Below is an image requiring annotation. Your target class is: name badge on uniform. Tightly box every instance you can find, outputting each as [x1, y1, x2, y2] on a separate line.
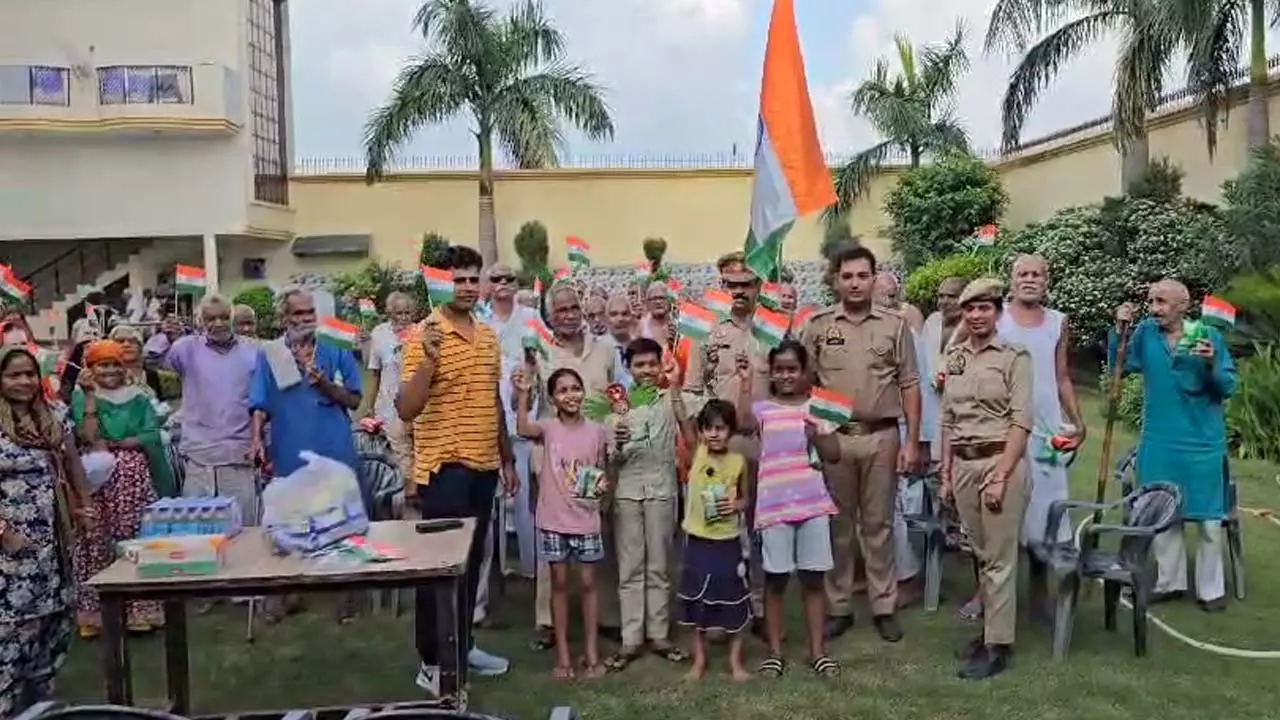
[824, 326, 845, 347]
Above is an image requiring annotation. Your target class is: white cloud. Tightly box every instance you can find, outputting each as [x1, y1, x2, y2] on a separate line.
[814, 0, 1121, 158]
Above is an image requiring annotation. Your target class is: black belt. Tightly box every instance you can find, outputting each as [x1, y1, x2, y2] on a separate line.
[952, 442, 1005, 461]
[836, 418, 899, 436]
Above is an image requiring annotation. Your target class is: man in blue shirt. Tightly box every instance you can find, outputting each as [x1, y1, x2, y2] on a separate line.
[249, 287, 363, 476]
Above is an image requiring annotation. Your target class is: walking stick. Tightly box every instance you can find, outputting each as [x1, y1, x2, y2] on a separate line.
[1090, 319, 1133, 537]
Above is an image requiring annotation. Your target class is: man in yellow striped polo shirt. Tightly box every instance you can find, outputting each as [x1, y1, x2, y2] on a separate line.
[398, 244, 518, 700]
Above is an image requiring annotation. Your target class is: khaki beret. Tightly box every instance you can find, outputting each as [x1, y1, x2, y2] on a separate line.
[958, 278, 1004, 306]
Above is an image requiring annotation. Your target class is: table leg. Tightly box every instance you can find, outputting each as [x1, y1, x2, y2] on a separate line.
[163, 600, 191, 715]
[101, 594, 131, 705]
[434, 580, 462, 709]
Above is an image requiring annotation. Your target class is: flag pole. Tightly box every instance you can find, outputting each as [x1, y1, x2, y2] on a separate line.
[1089, 319, 1133, 544]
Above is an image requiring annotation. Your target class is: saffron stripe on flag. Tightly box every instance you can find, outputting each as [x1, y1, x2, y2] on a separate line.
[678, 303, 717, 341]
[809, 387, 854, 425]
[317, 316, 360, 350]
[702, 290, 733, 318]
[752, 306, 789, 348]
[421, 265, 455, 304]
[1201, 295, 1236, 327]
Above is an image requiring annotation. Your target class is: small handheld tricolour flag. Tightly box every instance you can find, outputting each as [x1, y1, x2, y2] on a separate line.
[566, 236, 591, 268]
[174, 265, 206, 295]
[532, 277, 544, 296]
[759, 282, 784, 311]
[665, 278, 684, 301]
[702, 290, 733, 319]
[358, 298, 377, 320]
[791, 305, 815, 332]
[25, 343, 59, 376]
[421, 266, 454, 305]
[317, 316, 360, 350]
[523, 317, 554, 359]
[634, 264, 651, 282]
[972, 224, 998, 247]
[809, 387, 854, 425]
[1201, 295, 1236, 328]
[553, 267, 572, 282]
[752, 307, 789, 348]
[677, 303, 717, 341]
[0, 265, 32, 304]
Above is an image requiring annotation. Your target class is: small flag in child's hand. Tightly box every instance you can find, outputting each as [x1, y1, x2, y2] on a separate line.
[702, 290, 733, 318]
[759, 282, 784, 311]
[566, 236, 591, 267]
[677, 303, 717, 341]
[358, 298, 377, 319]
[317, 316, 360, 350]
[1201, 295, 1236, 328]
[665, 278, 683, 301]
[751, 307, 789, 348]
[809, 387, 854, 426]
[523, 317, 554, 359]
[0, 265, 31, 303]
[174, 265, 206, 294]
[421, 266, 454, 305]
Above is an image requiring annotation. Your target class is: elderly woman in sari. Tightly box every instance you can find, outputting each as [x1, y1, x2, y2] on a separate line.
[71, 340, 174, 637]
[0, 345, 93, 715]
[109, 325, 165, 399]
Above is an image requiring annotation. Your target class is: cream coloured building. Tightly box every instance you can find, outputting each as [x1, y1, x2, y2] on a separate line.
[0, 0, 296, 338]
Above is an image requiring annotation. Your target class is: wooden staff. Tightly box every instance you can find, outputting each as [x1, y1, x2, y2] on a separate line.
[1091, 319, 1134, 532]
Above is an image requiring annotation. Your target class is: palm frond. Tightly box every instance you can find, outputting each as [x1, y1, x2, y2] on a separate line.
[492, 85, 564, 169]
[998, 10, 1123, 151]
[503, 64, 615, 143]
[1177, 0, 1248, 158]
[850, 72, 930, 141]
[498, 0, 566, 72]
[1111, 0, 1177, 149]
[924, 115, 972, 156]
[893, 35, 919, 93]
[362, 54, 470, 182]
[831, 140, 899, 214]
[984, 0, 1075, 55]
[414, 0, 495, 65]
[919, 21, 971, 114]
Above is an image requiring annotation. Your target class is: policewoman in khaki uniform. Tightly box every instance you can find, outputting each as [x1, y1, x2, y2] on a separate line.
[802, 245, 922, 644]
[939, 278, 1033, 680]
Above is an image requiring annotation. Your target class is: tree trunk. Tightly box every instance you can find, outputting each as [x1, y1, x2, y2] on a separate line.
[1247, 0, 1271, 150]
[1121, 131, 1149, 193]
[477, 131, 499, 267]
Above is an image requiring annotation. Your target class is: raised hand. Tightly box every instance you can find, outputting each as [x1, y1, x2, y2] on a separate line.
[422, 317, 443, 360]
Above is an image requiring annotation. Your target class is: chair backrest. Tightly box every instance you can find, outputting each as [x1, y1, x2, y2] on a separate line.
[359, 454, 403, 519]
[354, 428, 392, 458]
[16, 705, 191, 720]
[1114, 446, 1139, 497]
[1116, 482, 1181, 564]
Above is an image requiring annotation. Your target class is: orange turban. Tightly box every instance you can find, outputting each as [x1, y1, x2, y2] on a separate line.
[84, 339, 125, 367]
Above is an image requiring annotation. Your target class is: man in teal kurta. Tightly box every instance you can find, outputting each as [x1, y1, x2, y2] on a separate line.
[1110, 279, 1235, 611]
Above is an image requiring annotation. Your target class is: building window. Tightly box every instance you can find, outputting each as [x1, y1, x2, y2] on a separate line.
[0, 66, 71, 106]
[98, 66, 193, 105]
[249, 0, 289, 206]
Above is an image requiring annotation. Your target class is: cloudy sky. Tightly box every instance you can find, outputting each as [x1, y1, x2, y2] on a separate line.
[289, 0, 1125, 165]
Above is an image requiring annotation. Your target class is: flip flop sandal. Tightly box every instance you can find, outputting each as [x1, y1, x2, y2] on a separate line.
[604, 647, 642, 672]
[651, 644, 688, 663]
[757, 656, 785, 678]
[811, 655, 840, 678]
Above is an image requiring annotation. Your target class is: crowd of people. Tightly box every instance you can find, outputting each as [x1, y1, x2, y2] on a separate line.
[0, 241, 1237, 713]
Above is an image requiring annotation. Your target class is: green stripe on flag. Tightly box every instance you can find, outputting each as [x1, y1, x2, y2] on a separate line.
[744, 221, 794, 282]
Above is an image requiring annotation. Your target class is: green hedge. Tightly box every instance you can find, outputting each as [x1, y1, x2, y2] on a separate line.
[903, 248, 1003, 311]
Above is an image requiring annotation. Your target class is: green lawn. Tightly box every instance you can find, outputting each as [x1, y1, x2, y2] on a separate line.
[57, 391, 1280, 719]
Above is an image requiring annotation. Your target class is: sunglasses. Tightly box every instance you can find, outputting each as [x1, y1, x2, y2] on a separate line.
[489, 275, 516, 284]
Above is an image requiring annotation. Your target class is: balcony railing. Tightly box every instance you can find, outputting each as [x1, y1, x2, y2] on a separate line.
[97, 65, 193, 105]
[0, 65, 70, 106]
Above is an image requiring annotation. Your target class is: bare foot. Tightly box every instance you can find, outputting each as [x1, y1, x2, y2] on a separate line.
[551, 665, 576, 681]
[683, 663, 706, 682]
[730, 666, 752, 683]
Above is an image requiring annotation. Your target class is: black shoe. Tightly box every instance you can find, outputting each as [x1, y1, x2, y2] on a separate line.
[599, 625, 623, 643]
[957, 644, 1010, 680]
[1151, 590, 1186, 604]
[954, 635, 984, 660]
[1198, 597, 1227, 613]
[824, 615, 854, 639]
[873, 614, 903, 643]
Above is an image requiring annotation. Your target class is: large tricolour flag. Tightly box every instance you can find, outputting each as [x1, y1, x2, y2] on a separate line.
[743, 0, 837, 281]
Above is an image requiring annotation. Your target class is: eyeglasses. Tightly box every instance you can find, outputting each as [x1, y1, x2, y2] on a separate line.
[489, 275, 516, 284]
[453, 276, 482, 285]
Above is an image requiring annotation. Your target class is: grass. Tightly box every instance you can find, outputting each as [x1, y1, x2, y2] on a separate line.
[57, 391, 1280, 720]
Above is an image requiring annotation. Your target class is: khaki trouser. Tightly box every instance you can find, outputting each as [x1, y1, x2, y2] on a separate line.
[535, 513, 622, 628]
[383, 416, 414, 492]
[614, 497, 676, 647]
[824, 428, 900, 616]
[953, 454, 1027, 646]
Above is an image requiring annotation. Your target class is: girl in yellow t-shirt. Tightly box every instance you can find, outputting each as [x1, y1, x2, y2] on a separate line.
[676, 399, 750, 682]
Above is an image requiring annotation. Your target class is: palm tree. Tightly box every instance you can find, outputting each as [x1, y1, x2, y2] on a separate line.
[985, 0, 1178, 190]
[363, 0, 615, 265]
[831, 23, 971, 215]
[1160, 0, 1275, 156]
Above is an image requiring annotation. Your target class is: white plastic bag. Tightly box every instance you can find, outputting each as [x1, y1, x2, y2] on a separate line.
[81, 451, 117, 494]
[261, 451, 368, 554]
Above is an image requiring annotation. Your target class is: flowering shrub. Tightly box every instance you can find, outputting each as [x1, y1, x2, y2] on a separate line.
[884, 152, 1009, 271]
[903, 248, 1003, 311]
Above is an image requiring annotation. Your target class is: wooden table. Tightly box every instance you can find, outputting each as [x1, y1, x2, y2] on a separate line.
[87, 520, 475, 716]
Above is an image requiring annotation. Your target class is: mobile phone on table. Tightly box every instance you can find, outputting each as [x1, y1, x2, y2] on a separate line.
[415, 519, 464, 534]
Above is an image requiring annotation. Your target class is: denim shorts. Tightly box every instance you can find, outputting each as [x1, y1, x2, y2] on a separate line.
[538, 529, 605, 564]
[760, 515, 834, 575]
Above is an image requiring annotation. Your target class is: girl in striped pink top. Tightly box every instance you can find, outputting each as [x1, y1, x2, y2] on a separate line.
[734, 339, 841, 678]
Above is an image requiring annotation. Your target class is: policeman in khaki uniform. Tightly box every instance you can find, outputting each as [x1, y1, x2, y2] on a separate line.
[802, 245, 922, 644]
[939, 278, 1033, 680]
[683, 251, 772, 625]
